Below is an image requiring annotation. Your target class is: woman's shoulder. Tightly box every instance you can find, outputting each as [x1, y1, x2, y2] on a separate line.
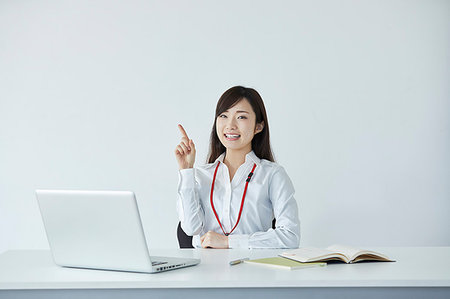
[260, 159, 292, 179]
[192, 161, 219, 177]
[260, 158, 283, 171]
[260, 160, 294, 191]
[196, 161, 218, 170]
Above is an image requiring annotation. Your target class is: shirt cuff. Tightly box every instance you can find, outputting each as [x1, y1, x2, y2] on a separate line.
[178, 168, 195, 189]
[192, 235, 201, 248]
[228, 234, 250, 249]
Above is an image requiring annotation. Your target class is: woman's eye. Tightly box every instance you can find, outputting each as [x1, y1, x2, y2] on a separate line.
[218, 114, 246, 119]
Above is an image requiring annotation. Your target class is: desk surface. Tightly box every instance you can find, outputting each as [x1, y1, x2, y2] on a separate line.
[0, 247, 449, 290]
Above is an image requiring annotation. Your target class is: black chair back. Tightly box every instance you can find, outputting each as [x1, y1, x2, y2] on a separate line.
[177, 222, 194, 248]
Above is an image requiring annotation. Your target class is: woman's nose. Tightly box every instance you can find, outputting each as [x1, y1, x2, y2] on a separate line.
[226, 118, 237, 129]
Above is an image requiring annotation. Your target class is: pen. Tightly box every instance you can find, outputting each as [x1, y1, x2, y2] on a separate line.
[229, 258, 249, 265]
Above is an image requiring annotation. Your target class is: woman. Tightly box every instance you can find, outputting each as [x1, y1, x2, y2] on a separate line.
[175, 86, 300, 249]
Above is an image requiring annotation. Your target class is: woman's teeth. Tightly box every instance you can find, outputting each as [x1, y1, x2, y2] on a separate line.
[225, 134, 240, 140]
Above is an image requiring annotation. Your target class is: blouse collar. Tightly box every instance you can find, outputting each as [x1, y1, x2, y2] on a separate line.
[213, 150, 261, 167]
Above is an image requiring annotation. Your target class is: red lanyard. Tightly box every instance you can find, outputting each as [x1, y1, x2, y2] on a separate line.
[210, 161, 257, 236]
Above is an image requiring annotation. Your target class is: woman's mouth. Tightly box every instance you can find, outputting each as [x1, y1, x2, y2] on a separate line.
[224, 134, 240, 141]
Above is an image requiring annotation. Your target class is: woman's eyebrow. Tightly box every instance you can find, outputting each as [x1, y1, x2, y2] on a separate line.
[224, 110, 249, 114]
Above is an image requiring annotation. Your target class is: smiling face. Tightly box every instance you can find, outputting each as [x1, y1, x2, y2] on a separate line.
[216, 98, 264, 154]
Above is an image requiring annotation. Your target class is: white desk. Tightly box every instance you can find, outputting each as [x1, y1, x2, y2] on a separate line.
[0, 247, 449, 299]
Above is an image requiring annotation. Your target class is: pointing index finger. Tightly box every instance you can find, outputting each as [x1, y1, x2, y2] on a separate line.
[178, 124, 190, 139]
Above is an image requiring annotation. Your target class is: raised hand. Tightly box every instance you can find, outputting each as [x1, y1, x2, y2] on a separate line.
[175, 124, 196, 170]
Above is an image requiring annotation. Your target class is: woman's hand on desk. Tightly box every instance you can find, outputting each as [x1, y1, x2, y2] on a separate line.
[200, 231, 229, 249]
[175, 124, 196, 170]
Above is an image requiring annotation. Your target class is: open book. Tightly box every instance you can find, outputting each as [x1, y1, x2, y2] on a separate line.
[279, 244, 395, 264]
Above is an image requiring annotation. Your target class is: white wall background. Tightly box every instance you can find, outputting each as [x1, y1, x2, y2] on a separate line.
[1, 0, 449, 254]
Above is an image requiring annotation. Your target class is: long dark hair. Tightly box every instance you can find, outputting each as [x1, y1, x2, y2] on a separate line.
[207, 86, 275, 163]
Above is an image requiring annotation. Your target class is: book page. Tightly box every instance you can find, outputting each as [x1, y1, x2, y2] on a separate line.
[326, 244, 363, 261]
[281, 247, 346, 263]
[327, 244, 392, 262]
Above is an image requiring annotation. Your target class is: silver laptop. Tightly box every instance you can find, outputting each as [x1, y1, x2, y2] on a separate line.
[36, 189, 200, 273]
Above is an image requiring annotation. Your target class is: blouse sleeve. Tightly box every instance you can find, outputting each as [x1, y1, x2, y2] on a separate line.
[228, 165, 301, 249]
[176, 168, 205, 236]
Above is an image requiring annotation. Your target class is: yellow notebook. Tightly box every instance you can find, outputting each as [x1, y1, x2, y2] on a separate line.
[244, 257, 326, 270]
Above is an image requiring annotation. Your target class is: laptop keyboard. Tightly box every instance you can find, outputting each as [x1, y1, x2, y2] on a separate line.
[152, 261, 168, 266]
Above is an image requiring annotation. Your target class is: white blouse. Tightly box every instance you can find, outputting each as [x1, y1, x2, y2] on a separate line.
[177, 150, 300, 249]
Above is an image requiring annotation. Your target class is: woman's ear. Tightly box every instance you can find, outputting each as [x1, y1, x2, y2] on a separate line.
[255, 121, 265, 134]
